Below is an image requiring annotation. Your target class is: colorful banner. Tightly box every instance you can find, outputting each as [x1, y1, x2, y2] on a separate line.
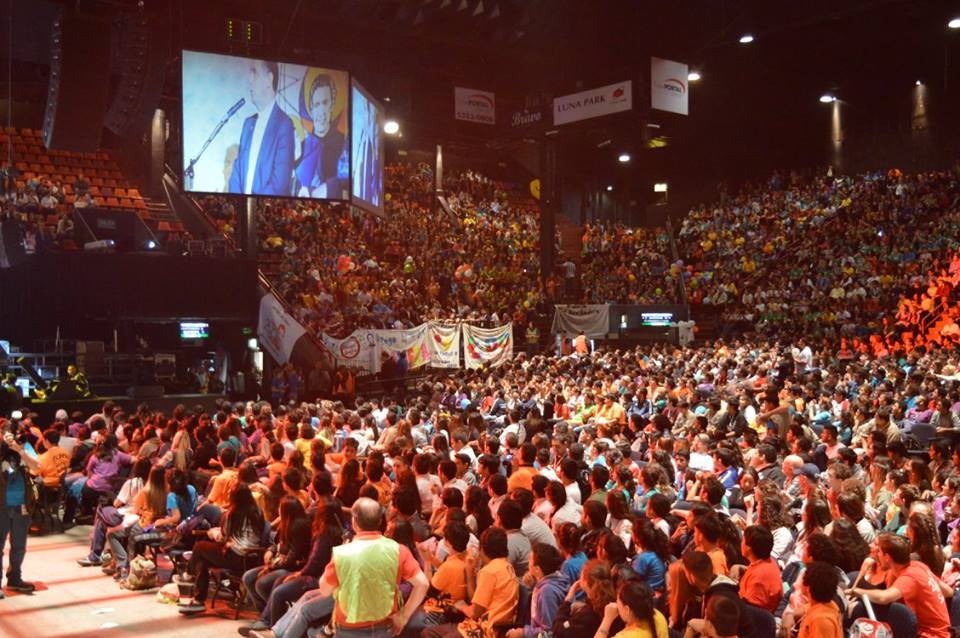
[463, 323, 513, 370]
[376, 324, 430, 371]
[258, 294, 308, 365]
[552, 304, 611, 338]
[651, 57, 689, 116]
[553, 81, 632, 126]
[427, 322, 462, 369]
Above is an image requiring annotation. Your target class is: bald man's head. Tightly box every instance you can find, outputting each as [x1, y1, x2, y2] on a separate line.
[352, 497, 383, 532]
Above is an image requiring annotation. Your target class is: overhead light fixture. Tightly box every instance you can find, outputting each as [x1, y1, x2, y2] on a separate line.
[606, 185, 613, 192]
[383, 120, 400, 135]
[596, 139, 612, 148]
[739, 34, 754, 44]
[949, 17, 960, 29]
[915, 79, 922, 86]
[819, 94, 836, 103]
[384, 96, 391, 102]
[687, 70, 701, 82]
[618, 153, 631, 163]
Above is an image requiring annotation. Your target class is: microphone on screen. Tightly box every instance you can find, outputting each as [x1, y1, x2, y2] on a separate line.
[226, 98, 246, 119]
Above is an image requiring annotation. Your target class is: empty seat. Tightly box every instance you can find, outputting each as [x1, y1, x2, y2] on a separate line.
[105, 197, 120, 207]
[157, 221, 172, 232]
[113, 188, 126, 198]
[127, 188, 141, 199]
[120, 198, 133, 208]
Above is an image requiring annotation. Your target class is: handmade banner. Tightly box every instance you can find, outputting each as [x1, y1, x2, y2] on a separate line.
[463, 323, 513, 370]
[258, 294, 308, 365]
[322, 330, 379, 373]
[552, 304, 611, 338]
[427, 322, 462, 368]
[376, 324, 430, 371]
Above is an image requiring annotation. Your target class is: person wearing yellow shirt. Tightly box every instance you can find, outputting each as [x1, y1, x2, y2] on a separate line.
[594, 580, 668, 638]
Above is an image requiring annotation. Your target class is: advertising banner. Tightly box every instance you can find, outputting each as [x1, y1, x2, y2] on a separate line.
[454, 87, 496, 125]
[553, 81, 632, 126]
[427, 322, 462, 369]
[552, 305, 611, 338]
[258, 294, 308, 365]
[651, 57, 689, 115]
[463, 323, 513, 370]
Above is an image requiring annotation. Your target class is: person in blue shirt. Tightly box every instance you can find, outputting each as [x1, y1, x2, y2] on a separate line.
[1, 428, 41, 595]
[714, 448, 740, 490]
[557, 521, 587, 584]
[631, 517, 669, 592]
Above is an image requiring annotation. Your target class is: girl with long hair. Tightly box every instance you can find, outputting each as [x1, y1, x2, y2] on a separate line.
[553, 559, 625, 638]
[757, 494, 795, 563]
[464, 484, 493, 536]
[829, 517, 871, 574]
[63, 433, 133, 526]
[631, 518, 670, 592]
[105, 464, 168, 577]
[180, 484, 266, 614]
[242, 496, 311, 617]
[606, 491, 634, 550]
[907, 510, 946, 576]
[596, 580, 668, 638]
[335, 458, 363, 510]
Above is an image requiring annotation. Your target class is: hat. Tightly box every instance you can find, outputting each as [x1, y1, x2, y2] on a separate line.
[799, 463, 821, 481]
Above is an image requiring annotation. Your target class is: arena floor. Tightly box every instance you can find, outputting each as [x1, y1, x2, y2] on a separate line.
[2, 526, 250, 638]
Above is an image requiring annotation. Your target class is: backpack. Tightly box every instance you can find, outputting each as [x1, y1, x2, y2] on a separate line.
[124, 555, 158, 590]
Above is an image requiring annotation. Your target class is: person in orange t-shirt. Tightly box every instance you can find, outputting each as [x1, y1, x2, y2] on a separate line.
[851, 533, 952, 638]
[36, 429, 72, 487]
[736, 526, 782, 613]
[507, 445, 539, 494]
[797, 561, 842, 638]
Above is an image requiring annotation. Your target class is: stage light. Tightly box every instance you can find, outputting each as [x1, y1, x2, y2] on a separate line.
[915, 80, 922, 86]
[688, 71, 701, 82]
[739, 34, 754, 44]
[247, 338, 258, 350]
[618, 153, 631, 163]
[383, 120, 400, 135]
[949, 17, 960, 29]
[819, 94, 836, 103]
[146, 240, 157, 250]
[606, 185, 613, 192]
[384, 96, 391, 102]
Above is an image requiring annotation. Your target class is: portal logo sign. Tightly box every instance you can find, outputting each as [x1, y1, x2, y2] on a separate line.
[659, 78, 686, 94]
[455, 87, 496, 125]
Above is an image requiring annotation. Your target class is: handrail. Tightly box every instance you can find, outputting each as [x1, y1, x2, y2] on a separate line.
[665, 215, 689, 307]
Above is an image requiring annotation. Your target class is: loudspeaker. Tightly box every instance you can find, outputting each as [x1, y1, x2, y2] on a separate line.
[126, 385, 164, 399]
[43, 12, 112, 153]
[103, 15, 170, 137]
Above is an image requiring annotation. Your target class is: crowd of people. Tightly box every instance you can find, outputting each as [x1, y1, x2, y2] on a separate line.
[0, 169, 82, 255]
[207, 163, 554, 339]
[3, 334, 960, 638]
[677, 167, 960, 350]
[579, 223, 681, 305]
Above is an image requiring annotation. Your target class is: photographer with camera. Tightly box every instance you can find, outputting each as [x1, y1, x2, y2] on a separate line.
[1, 412, 40, 597]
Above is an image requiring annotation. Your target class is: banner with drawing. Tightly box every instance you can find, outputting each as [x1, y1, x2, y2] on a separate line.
[462, 323, 513, 370]
[427, 322, 462, 368]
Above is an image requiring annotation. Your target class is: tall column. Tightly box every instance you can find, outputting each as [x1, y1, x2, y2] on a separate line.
[539, 134, 557, 280]
[148, 109, 165, 198]
[243, 196, 257, 260]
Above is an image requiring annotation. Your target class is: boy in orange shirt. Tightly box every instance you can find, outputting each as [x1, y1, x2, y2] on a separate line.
[736, 526, 782, 612]
[797, 561, 842, 638]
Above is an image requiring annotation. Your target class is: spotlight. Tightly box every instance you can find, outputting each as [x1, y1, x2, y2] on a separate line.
[915, 79, 922, 86]
[383, 120, 400, 135]
[687, 71, 701, 82]
[739, 34, 754, 44]
[146, 240, 157, 250]
[384, 96, 391, 102]
[618, 153, 631, 163]
[606, 185, 613, 192]
[819, 94, 836, 103]
[949, 17, 960, 29]
[654, 183, 668, 193]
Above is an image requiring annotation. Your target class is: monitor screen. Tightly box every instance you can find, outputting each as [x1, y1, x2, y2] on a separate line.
[181, 49, 350, 199]
[641, 312, 673, 327]
[180, 322, 209, 340]
[350, 80, 385, 214]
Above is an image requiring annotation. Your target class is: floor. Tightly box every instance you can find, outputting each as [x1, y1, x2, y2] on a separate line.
[1, 525, 252, 638]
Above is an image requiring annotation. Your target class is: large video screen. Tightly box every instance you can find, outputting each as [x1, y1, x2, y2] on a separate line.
[181, 50, 350, 199]
[350, 80, 385, 214]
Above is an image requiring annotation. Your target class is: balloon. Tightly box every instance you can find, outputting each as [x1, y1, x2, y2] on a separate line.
[529, 179, 541, 200]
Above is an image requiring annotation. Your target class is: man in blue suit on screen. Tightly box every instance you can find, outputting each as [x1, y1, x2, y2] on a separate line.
[228, 59, 294, 196]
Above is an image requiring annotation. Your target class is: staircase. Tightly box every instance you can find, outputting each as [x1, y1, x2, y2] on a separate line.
[141, 195, 184, 236]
